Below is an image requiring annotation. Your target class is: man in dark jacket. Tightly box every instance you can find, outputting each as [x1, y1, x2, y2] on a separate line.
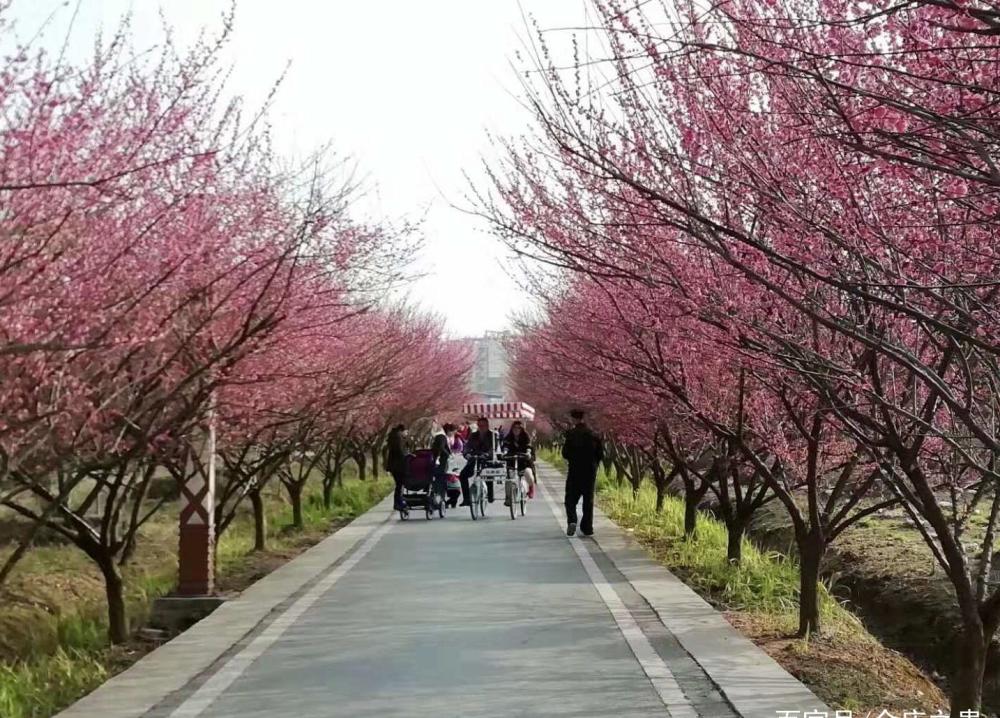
[459, 416, 497, 505]
[386, 424, 408, 510]
[562, 409, 604, 537]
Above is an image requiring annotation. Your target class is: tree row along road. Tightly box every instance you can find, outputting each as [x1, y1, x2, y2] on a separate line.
[484, 1, 1000, 715]
[0, 1, 470, 664]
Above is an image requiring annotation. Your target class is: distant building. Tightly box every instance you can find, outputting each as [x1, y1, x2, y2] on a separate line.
[467, 331, 510, 402]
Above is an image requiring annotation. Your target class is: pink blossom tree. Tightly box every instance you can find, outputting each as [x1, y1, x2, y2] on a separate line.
[486, 1, 1000, 709]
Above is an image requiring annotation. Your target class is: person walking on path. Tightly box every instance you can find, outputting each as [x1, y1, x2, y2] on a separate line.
[562, 409, 604, 537]
[444, 423, 465, 508]
[430, 423, 454, 509]
[386, 424, 408, 511]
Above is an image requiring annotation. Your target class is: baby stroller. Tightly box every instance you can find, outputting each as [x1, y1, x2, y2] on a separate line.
[399, 448, 446, 520]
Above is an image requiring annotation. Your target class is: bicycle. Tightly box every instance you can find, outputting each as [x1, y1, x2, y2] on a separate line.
[502, 453, 531, 520]
[467, 453, 503, 520]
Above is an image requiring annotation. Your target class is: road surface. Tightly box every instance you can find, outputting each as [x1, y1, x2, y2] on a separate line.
[61, 462, 828, 718]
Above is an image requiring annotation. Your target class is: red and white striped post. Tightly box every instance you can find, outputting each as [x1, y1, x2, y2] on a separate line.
[177, 412, 216, 596]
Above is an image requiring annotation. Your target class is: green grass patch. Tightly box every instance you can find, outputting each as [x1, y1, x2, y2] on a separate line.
[0, 649, 108, 718]
[216, 475, 389, 570]
[0, 473, 390, 718]
[599, 477, 844, 623]
[540, 447, 566, 471]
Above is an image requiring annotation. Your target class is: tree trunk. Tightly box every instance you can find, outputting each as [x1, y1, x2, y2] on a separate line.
[684, 490, 698, 538]
[628, 449, 642, 497]
[97, 554, 128, 644]
[0, 525, 42, 588]
[951, 626, 987, 717]
[726, 522, 744, 564]
[370, 446, 380, 479]
[322, 479, 333, 510]
[354, 452, 367, 481]
[655, 481, 666, 513]
[250, 489, 267, 551]
[614, 459, 626, 487]
[798, 533, 824, 636]
[288, 483, 304, 530]
[0, 500, 65, 587]
[629, 473, 641, 498]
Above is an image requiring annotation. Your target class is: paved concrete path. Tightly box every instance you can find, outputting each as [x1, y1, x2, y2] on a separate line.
[60, 462, 829, 718]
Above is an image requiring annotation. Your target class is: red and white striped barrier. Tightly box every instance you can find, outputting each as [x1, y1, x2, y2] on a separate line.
[462, 401, 536, 421]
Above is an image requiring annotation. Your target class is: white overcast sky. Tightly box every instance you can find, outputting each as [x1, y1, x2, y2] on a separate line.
[9, 0, 594, 337]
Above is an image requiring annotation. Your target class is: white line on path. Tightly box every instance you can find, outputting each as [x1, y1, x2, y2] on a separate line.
[168, 517, 395, 718]
[538, 471, 699, 718]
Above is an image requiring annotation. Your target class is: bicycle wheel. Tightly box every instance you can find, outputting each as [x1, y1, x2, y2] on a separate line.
[479, 484, 488, 517]
[438, 495, 446, 518]
[508, 482, 516, 520]
[470, 483, 479, 520]
[520, 479, 527, 516]
[520, 491, 526, 516]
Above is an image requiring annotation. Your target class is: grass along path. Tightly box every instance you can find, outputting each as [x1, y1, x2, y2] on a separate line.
[0, 474, 391, 718]
[538, 449, 945, 715]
